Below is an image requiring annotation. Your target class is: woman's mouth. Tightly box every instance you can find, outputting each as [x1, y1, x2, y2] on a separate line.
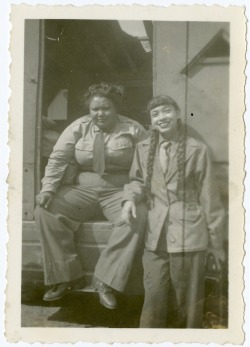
[98, 117, 106, 122]
[159, 122, 171, 128]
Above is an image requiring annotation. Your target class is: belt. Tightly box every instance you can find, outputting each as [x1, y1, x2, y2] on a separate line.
[80, 168, 129, 175]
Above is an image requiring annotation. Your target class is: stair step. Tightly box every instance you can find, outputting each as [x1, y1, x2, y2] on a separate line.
[22, 221, 113, 286]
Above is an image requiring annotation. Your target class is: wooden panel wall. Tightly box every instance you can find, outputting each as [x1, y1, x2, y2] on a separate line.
[152, 21, 229, 162]
[22, 221, 112, 288]
[23, 20, 40, 220]
[153, 22, 187, 113]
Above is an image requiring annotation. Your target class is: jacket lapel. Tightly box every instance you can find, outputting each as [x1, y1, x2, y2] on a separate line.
[140, 140, 167, 191]
[164, 137, 198, 183]
[139, 136, 198, 197]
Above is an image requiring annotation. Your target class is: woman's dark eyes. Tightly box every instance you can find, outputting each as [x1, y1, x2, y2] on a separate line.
[92, 107, 110, 111]
[151, 111, 170, 117]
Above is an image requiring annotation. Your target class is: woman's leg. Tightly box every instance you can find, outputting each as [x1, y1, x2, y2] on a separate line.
[140, 249, 171, 328]
[170, 251, 206, 328]
[34, 185, 100, 286]
[186, 251, 206, 328]
[94, 189, 147, 293]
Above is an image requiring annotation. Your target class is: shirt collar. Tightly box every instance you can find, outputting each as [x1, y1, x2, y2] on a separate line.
[159, 131, 179, 146]
[93, 120, 118, 134]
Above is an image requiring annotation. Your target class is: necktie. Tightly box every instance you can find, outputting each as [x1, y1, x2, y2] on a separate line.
[160, 142, 171, 175]
[93, 130, 105, 175]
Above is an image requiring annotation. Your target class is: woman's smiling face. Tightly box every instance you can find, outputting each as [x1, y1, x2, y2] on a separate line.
[150, 104, 179, 136]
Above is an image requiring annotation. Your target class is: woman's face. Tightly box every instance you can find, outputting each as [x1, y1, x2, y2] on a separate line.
[150, 103, 179, 137]
[89, 96, 118, 130]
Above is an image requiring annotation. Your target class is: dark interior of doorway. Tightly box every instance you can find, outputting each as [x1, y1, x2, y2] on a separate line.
[42, 19, 153, 129]
[40, 20, 153, 175]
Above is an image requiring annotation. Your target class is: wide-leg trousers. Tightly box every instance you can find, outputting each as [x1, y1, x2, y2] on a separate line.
[34, 172, 147, 292]
[140, 248, 206, 328]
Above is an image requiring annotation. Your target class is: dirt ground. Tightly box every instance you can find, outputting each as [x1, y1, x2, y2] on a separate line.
[21, 281, 228, 329]
[21, 287, 144, 328]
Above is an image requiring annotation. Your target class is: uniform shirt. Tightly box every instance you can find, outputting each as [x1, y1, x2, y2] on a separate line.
[41, 114, 148, 193]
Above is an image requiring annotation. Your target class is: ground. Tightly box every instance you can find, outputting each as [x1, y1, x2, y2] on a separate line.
[21, 287, 144, 328]
[21, 281, 228, 328]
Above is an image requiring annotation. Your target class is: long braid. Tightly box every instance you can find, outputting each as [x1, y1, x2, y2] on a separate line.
[176, 119, 186, 199]
[145, 129, 159, 206]
[146, 95, 185, 202]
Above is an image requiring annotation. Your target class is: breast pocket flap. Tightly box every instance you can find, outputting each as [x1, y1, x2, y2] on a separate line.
[179, 206, 202, 222]
[108, 138, 133, 151]
[75, 140, 93, 152]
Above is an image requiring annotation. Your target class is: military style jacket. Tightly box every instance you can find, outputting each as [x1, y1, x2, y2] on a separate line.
[123, 136, 225, 253]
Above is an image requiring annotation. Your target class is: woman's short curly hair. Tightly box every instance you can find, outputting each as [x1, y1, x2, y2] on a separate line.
[83, 82, 124, 110]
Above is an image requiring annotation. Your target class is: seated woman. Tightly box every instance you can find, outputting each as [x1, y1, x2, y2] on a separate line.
[35, 82, 148, 309]
[122, 95, 226, 327]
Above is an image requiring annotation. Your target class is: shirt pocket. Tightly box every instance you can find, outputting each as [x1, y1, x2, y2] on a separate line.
[108, 137, 133, 151]
[75, 139, 93, 152]
[74, 139, 93, 165]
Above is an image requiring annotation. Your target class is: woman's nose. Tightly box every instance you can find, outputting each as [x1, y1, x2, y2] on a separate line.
[158, 112, 167, 120]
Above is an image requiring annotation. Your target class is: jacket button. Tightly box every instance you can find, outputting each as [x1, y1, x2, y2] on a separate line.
[171, 238, 175, 243]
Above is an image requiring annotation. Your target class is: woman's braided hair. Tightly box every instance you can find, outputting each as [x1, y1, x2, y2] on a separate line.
[145, 129, 159, 204]
[176, 118, 186, 198]
[145, 96, 186, 205]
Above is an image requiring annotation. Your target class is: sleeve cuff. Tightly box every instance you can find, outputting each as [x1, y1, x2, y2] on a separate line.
[40, 184, 57, 194]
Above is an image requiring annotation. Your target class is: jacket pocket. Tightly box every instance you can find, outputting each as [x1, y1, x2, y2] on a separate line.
[179, 205, 203, 222]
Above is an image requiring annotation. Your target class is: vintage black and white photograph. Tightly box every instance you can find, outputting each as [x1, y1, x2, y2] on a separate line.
[6, 4, 245, 344]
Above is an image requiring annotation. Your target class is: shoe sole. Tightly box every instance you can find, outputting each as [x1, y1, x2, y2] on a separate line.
[99, 298, 117, 310]
[43, 294, 66, 301]
[43, 289, 69, 302]
[92, 283, 117, 310]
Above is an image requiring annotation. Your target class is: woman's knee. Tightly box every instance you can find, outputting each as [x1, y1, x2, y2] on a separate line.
[34, 205, 58, 225]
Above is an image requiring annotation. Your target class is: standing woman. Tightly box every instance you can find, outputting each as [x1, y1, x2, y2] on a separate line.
[122, 95, 225, 327]
[35, 82, 148, 309]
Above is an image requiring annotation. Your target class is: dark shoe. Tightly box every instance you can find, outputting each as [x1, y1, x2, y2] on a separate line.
[43, 283, 69, 301]
[92, 277, 117, 309]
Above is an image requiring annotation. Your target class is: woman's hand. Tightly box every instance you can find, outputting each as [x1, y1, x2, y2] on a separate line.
[207, 247, 226, 272]
[122, 201, 137, 224]
[36, 192, 54, 209]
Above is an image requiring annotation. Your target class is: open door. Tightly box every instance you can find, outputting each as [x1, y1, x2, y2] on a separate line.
[22, 19, 153, 290]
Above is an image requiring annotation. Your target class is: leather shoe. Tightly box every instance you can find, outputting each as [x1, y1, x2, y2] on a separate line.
[43, 283, 69, 301]
[92, 277, 117, 309]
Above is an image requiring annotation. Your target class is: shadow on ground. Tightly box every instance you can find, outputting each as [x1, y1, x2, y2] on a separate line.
[21, 287, 144, 328]
[21, 276, 228, 328]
